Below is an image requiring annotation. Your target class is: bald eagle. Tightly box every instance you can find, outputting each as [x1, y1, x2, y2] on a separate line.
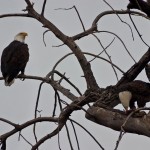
[1, 32, 29, 86]
[117, 80, 150, 112]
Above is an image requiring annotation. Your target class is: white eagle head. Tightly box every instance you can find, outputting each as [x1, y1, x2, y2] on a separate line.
[14, 32, 28, 43]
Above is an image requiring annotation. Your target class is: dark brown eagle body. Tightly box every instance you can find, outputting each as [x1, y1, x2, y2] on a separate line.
[1, 32, 29, 86]
[117, 80, 150, 111]
[127, 0, 150, 17]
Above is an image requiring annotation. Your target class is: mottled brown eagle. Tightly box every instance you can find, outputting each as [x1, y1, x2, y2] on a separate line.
[1, 32, 29, 86]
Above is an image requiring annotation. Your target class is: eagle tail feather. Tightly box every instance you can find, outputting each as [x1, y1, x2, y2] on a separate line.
[5, 76, 15, 86]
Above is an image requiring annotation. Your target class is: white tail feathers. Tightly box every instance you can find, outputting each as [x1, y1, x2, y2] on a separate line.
[5, 77, 15, 86]
[119, 91, 132, 110]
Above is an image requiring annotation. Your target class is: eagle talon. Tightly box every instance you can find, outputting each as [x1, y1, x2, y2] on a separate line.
[124, 109, 133, 115]
[18, 73, 26, 81]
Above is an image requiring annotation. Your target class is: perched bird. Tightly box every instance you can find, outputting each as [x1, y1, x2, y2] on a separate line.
[127, 0, 150, 17]
[1, 32, 29, 86]
[117, 80, 150, 112]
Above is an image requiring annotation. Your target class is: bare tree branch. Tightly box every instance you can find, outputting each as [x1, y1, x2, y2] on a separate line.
[0, 13, 31, 18]
[55, 5, 85, 31]
[129, 13, 149, 47]
[117, 47, 150, 86]
[18, 133, 33, 147]
[41, 0, 47, 16]
[97, 31, 136, 63]
[72, 10, 148, 41]
[86, 106, 150, 137]
[70, 120, 80, 150]
[0, 117, 58, 142]
[69, 119, 105, 150]
[24, 0, 32, 7]
[0, 118, 18, 127]
[23, 6, 99, 89]
[89, 36, 115, 63]
[1, 1, 150, 149]
[43, 30, 50, 46]
[114, 131, 125, 150]
[49, 52, 124, 77]
[92, 34, 119, 81]
[103, 0, 134, 40]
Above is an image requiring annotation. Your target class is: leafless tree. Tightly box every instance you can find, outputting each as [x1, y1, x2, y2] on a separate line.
[0, 0, 150, 150]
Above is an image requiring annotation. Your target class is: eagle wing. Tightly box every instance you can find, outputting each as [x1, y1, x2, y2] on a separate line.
[1, 41, 29, 82]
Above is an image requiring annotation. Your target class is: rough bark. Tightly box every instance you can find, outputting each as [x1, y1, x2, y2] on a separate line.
[86, 106, 150, 137]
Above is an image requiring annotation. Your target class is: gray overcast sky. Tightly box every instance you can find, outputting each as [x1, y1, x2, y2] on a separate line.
[0, 0, 150, 150]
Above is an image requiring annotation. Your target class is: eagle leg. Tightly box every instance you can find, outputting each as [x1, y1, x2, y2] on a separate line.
[18, 73, 26, 81]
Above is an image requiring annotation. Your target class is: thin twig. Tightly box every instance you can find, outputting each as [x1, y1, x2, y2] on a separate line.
[69, 119, 105, 150]
[33, 81, 44, 149]
[41, 0, 47, 16]
[92, 33, 119, 81]
[53, 88, 58, 117]
[52, 43, 65, 47]
[114, 131, 125, 150]
[55, 89, 74, 150]
[84, 52, 124, 74]
[0, 13, 31, 18]
[0, 118, 18, 127]
[43, 30, 50, 46]
[89, 37, 115, 62]
[19, 133, 33, 147]
[0, 117, 58, 143]
[58, 72, 66, 84]
[58, 128, 61, 150]
[70, 120, 80, 150]
[0, 140, 6, 150]
[32, 126, 63, 150]
[73, 5, 85, 31]
[53, 70, 82, 96]
[34, 82, 44, 119]
[103, 0, 134, 40]
[49, 52, 124, 77]
[65, 124, 74, 150]
[55, 6, 85, 31]
[129, 13, 150, 47]
[55, 89, 63, 150]
[96, 30, 136, 63]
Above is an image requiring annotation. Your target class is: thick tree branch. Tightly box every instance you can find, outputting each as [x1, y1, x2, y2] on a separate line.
[24, 0, 32, 7]
[0, 75, 78, 101]
[86, 106, 150, 137]
[117, 47, 150, 86]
